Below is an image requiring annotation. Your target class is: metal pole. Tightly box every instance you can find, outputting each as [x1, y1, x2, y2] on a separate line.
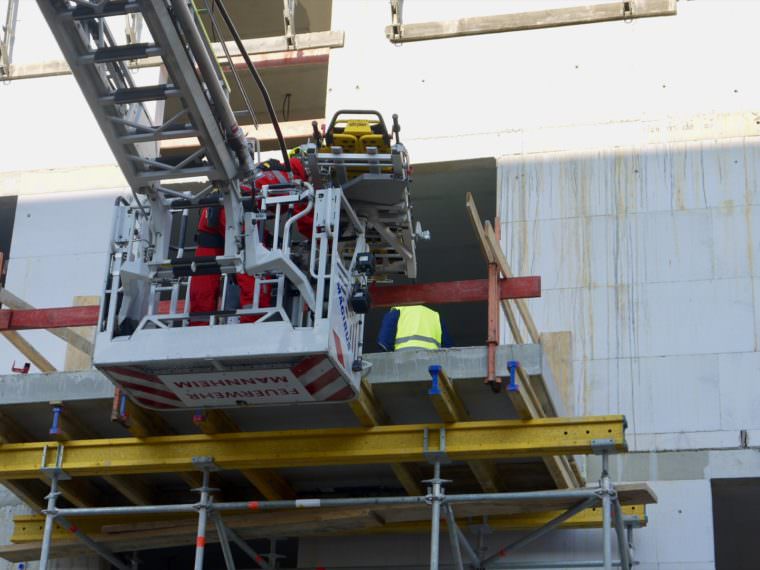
[213, 513, 237, 570]
[612, 498, 632, 570]
[429, 461, 443, 570]
[482, 496, 600, 567]
[454, 524, 481, 569]
[226, 527, 272, 569]
[56, 515, 131, 570]
[39, 471, 60, 570]
[601, 452, 612, 570]
[53, 488, 600, 519]
[443, 504, 465, 570]
[194, 468, 211, 570]
[489, 561, 626, 569]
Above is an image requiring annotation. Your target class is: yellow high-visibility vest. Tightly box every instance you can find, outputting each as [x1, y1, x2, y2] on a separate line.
[394, 305, 442, 351]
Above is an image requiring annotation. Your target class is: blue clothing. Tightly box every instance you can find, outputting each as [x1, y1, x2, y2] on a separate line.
[377, 308, 453, 351]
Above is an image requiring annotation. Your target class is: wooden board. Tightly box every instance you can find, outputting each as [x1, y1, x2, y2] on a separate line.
[3, 485, 655, 562]
[63, 296, 98, 372]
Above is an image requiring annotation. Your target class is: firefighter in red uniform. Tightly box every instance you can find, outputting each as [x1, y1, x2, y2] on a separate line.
[190, 157, 310, 323]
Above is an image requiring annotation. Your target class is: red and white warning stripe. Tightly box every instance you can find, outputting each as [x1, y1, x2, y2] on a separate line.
[290, 355, 354, 402]
[106, 366, 183, 410]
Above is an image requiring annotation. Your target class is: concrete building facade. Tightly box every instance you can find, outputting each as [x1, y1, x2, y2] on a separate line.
[1, 1, 758, 568]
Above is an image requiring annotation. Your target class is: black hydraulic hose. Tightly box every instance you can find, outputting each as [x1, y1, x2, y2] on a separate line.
[212, 0, 291, 171]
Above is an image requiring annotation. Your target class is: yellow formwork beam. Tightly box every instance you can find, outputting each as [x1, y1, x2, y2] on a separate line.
[10, 505, 646, 544]
[367, 504, 648, 534]
[0, 416, 626, 479]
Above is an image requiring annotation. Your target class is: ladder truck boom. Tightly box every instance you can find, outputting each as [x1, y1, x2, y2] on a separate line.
[37, 0, 425, 410]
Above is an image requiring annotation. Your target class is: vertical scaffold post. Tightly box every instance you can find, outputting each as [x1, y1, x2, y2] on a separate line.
[424, 427, 450, 570]
[39, 446, 62, 570]
[193, 456, 218, 570]
[601, 450, 612, 570]
[429, 460, 443, 570]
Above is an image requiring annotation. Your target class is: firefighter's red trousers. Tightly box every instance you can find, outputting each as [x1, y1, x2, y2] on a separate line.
[189, 245, 267, 324]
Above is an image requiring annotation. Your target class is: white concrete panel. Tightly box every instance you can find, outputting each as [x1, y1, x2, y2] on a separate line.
[5, 254, 108, 307]
[11, 189, 124, 258]
[635, 480, 715, 565]
[0, 0, 162, 174]
[656, 559, 716, 568]
[700, 141, 748, 210]
[499, 150, 616, 223]
[330, 1, 760, 151]
[0, 253, 107, 372]
[718, 352, 760, 431]
[706, 449, 760, 479]
[633, 354, 721, 435]
[580, 210, 714, 286]
[633, 431, 741, 453]
[711, 203, 753, 280]
[505, 217, 591, 290]
[583, 357, 637, 433]
[589, 279, 754, 360]
[522, 288, 592, 361]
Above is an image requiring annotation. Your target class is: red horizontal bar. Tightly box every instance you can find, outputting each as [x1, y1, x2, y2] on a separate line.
[0, 306, 100, 331]
[370, 277, 540, 308]
[0, 277, 540, 331]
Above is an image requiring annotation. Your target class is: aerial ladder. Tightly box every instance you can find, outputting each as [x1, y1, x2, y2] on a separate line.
[36, 0, 423, 410]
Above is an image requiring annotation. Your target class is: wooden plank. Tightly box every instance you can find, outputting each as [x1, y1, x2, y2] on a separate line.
[541, 331, 574, 416]
[63, 296, 98, 372]
[465, 192, 494, 264]
[0, 278, 541, 335]
[0, 287, 92, 354]
[386, 0, 677, 43]
[349, 379, 388, 427]
[429, 369, 470, 423]
[371, 277, 540, 307]
[0, 331, 56, 373]
[102, 475, 154, 506]
[5, 31, 343, 80]
[465, 199, 578, 489]
[121, 400, 174, 439]
[6, 487, 655, 560]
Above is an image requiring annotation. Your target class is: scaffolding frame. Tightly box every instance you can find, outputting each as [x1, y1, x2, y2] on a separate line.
[24, 429, 639, 570]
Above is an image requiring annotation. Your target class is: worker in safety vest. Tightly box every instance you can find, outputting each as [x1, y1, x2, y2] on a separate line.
[377, 305, 453, 351]
[189, 157, 310, 323]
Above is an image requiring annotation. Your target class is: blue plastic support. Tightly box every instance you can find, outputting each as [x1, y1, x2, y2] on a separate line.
[507, 360, 520, 392]
[428, 365, 442, 396]
[49, 405, 63, 436]
[118, 392, 128, 419]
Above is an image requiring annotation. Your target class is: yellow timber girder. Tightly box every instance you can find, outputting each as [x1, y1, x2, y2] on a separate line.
[0, 416, 626, 479]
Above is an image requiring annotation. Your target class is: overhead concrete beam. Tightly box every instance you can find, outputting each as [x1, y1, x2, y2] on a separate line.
[386, 0, 676, 43]
[5, 32, 342, 80]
